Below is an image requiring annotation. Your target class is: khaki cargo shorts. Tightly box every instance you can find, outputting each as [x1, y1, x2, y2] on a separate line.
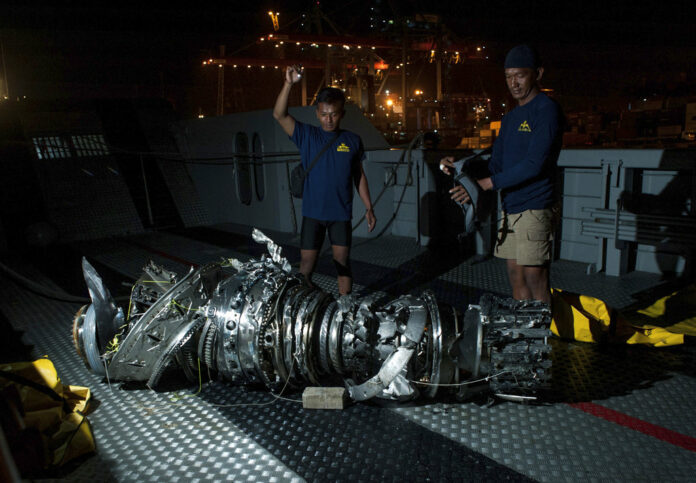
[494, 208, 555, 266]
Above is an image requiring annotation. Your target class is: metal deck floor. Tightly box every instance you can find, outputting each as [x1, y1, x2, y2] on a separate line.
[1, 226, 695, 482]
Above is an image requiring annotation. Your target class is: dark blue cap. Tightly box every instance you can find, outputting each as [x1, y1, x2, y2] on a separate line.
[504, 45, 540, 69]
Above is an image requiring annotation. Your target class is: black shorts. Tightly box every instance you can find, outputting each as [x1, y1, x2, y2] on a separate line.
[301, 217, 352, 250]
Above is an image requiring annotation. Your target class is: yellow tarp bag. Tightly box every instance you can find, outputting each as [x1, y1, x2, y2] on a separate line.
[625, 284, 696, 337]
[0, 357, 95, 472]
[550, 284, 696, 347]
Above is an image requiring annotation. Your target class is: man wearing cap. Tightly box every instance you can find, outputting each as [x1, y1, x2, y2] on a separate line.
[441, 44, 563, 304]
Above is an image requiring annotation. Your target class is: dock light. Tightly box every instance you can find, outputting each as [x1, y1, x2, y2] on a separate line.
[268, 11, 280, 31]
[386, 99, 393, 106]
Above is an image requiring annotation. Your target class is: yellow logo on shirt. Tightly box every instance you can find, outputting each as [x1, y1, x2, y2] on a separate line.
[518, 120, 531, 132]
[336, 142, 350, 152]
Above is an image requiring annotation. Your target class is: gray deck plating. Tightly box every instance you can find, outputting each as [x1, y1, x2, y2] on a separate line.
[0, 275, 302, 483]
[2, 230, 695, 481]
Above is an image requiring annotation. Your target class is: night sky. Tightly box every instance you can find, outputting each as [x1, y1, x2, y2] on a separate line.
[2, 1, 695, 117]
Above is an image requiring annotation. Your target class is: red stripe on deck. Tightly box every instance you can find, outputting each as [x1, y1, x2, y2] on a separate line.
[123, 239, 696, 454]
[568, 402, 696, 453]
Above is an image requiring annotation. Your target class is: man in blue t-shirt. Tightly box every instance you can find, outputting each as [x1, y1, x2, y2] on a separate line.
[441, 45, 562, 304]
[273, 65, 376, 295]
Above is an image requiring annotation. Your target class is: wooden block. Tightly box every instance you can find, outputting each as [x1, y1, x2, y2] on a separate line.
[302, 387, 348, 410]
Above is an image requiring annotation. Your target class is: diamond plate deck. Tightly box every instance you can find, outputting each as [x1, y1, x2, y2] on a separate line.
[0, 274, 301, 483]
[33, 157, 145, 241]
[1, 229, 695, 481]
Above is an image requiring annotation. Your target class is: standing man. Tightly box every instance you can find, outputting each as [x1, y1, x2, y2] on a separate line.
[273, 65, 376, 295]
[441, 45, 562, 304]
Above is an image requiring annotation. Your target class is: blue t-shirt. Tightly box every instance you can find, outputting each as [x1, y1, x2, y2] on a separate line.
[291, 121, 365, 221]
[489, 92, 563, 214]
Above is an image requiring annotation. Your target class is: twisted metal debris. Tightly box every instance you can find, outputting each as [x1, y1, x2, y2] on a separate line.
[73, 229, 553, 402]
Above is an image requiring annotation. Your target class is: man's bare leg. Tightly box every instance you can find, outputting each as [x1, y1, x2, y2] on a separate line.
[523, 264, 551, 304]
[506, 259, 532, 300]
[299, 249, 319, 288]
[331, 245, 352, 295]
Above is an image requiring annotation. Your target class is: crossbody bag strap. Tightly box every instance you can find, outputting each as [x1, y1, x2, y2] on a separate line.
[303, 131, 340, 180]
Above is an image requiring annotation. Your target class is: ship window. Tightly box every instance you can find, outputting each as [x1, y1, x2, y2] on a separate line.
[32, 134, 110, 159]
[235, 132, 252, 205]
[32, 136, 71, 159]
[252, 133, 265, 201]
[71, 134, 110, 157]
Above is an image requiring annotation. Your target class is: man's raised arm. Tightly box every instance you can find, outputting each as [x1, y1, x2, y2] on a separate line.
[273, 65, 303, 137]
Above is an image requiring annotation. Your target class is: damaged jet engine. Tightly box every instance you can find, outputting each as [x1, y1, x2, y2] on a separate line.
[72, 229, 553, 402]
